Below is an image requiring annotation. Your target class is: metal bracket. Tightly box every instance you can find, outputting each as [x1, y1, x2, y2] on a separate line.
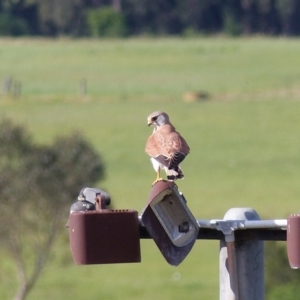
[212, 220, 246, 242]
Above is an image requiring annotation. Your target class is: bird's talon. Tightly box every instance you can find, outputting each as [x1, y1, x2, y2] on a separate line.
[152, 178, 163, 186]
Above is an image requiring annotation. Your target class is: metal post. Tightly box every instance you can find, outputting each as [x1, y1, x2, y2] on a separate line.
[220, 208, 264, 300]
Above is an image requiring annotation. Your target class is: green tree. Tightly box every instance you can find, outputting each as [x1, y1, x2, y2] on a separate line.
[122, 0, 224, 35]
[87, 6, 127, 37]
[36, 0, 87, 36]
[0, 0, 32, 36]
[277, 0, 300, 35]
[2, 0, 300, 37]
[0, 13, 30, 35]
[0, 118, 105, 300]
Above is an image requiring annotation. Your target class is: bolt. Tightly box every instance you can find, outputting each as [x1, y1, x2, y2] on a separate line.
[179, 222, 189, 233]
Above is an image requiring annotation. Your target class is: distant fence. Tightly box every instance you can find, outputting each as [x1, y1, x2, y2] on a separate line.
[2, 77, 22, 98]
[1, 77, 88, 98]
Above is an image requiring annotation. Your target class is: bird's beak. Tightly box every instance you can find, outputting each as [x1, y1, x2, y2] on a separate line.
[147, 119, 152, 126]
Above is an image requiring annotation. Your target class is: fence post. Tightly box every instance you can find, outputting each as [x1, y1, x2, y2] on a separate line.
[79, 79, 87, 97]
[220, 208, 264, 300]
[2, 77, 13, 95]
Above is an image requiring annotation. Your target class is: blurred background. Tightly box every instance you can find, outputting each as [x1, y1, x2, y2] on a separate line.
[1, 1, 300, 300]
[1, 0, 300, 37]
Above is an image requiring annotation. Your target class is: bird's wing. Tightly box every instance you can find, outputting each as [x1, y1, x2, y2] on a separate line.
[162, 131, 190, 168]
[160, 131, 189, 155]
[168, 151, 186, 169]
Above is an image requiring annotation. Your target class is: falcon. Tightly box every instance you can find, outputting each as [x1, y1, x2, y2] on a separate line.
[145, 111, 190, 185]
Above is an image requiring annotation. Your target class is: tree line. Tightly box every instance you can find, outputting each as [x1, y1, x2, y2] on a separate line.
[0, 0, 300, 37]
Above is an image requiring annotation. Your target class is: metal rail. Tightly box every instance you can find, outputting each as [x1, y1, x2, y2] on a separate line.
[139, 216, 287, 241]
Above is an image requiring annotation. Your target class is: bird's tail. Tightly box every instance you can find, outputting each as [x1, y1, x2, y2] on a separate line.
[164, 166, 184, 181]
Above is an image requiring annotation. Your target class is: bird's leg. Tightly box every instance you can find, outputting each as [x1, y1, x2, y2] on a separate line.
[156, 169, 162, 182]
[152, 169, 163, 186]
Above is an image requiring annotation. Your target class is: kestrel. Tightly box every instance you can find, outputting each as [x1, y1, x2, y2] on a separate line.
[145, 111, 190, 185]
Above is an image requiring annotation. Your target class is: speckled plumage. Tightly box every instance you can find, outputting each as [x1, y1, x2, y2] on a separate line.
[145, 111, 190, 183]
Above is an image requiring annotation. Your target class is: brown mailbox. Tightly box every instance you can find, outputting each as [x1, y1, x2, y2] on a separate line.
[68, 208, 141, 265]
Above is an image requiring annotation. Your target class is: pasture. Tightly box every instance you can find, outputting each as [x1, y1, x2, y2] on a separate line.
[1, 37, 300, 299]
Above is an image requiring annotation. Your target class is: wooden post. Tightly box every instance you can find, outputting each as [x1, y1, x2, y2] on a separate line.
[220, 208, 264, 300]
[2, 77, 13, 95]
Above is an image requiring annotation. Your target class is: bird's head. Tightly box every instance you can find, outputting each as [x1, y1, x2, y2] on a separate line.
[147, 111, 170, 128]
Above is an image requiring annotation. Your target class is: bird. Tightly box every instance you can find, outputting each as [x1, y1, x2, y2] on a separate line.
[145, 111, 190, 185]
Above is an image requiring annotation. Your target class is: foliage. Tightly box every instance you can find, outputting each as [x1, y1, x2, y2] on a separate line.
[223, 2, 243, 36]
[265, 242, 300, 299]
[0, 118, 105, 300]
[267, 283, 300, 300]
[36, 0, 87, 36]
[1, 0, 300, 36]
[0, 13, 29, 36]
[122, 0, 223, 35]
[87, 7, 127, 37]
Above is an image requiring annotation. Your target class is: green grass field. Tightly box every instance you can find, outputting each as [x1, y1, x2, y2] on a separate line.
[1, 37, 300, 300]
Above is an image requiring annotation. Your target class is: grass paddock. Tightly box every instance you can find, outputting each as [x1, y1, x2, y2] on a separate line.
[1, 37, 300, 299]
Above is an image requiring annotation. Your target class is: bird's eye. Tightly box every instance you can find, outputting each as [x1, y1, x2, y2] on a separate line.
[152, 117, 157, 121]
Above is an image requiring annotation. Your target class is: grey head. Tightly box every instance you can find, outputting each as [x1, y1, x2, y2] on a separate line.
[147, 111, 170, 129]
